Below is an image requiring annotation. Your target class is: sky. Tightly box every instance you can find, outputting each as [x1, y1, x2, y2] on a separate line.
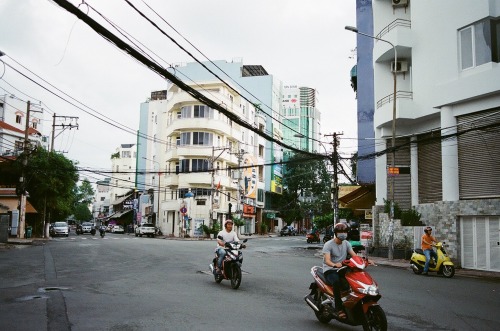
[0, 0, 358, 184]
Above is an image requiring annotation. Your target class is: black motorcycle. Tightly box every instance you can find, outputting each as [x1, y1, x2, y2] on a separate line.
[209, 236, 248, 289]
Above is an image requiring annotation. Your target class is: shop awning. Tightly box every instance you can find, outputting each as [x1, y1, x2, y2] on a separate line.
[112, 194, 133, 206]
[0, 198, 37, 213]
[109, 209, 133, 219]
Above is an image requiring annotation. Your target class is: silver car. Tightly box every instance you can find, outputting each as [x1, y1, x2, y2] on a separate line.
[50, 222, 69, 237]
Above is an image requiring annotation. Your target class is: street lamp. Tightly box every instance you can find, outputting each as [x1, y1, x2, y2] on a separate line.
[345, 25, 397, 260]
[142, 157, 161, 227]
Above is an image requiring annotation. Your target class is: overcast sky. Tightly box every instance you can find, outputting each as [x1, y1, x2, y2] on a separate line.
[0, 0, 358, 184]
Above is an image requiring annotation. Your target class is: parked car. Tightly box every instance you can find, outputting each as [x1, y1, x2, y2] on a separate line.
[76, 222, 95, 235]
[50, 221, 69, 237]
[111, 225, 125, 234]
[280, 225, 297, 236]
[135, 223, 156, 238]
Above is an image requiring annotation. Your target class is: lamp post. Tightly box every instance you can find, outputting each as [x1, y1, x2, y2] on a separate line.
[142, 157, 161, 227]
[345, 25, 397, 260]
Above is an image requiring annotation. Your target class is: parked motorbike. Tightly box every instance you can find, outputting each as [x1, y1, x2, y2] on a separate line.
[322, 233, 332, 243]
[209, 236, 248, 289]
[304, 255, 387, 330]
[307, 231, 321, 244]
[410, 242, 455, 278]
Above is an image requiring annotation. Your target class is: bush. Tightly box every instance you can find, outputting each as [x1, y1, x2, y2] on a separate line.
[383, 199, 402, 219]
[401, 208, 423, 226]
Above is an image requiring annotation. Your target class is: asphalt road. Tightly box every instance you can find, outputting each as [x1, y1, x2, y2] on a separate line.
[0, 234, 499, 331]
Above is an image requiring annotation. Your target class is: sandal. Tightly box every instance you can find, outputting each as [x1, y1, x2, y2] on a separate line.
[336, 309, 347, 319]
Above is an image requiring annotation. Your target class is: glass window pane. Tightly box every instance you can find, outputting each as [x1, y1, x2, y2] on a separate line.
[460, 27, 473, 69]
[475, 21, 492, 66]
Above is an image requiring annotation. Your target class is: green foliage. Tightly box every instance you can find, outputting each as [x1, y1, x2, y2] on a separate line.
[383, 199, 402, 219]
[232, 217, 245, 227]
[201, 222, 222, 237]
[23, 148, 79, 221]
[260, 222, 268, 233]
[312, 213, 334, 231]
[73, 203, 92, 221]
[400, 208, 423, 226]
[279, 152, 332, 222]
[111, 152, 120, 159]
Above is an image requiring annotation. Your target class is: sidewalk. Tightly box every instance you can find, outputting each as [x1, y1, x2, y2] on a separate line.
[3, 236, 499, 281]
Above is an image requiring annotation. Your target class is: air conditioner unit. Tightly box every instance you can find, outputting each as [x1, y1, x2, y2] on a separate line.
[391, 61, 408, 73]
[392, 0, 408, 7]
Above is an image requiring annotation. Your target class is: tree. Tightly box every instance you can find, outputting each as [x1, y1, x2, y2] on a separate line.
[279, 152, 332, 224]
[72, 179, 95, 221]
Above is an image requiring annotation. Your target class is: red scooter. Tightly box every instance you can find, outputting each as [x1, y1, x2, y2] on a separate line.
[306, 231, 320, 243]
[304, 255, 387, 330]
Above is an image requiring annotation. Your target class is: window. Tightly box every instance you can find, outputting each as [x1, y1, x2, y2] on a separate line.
[15, 141, 23, 151]
[175, 162, 179, 174]
[180, 159, 189, 172]
[181, 106, 191, 118]
[176, 111, 181, 119]
[180, 132, 191, 145]
[194, 105, 212, 118]
[122, 151, 131, 158]
[32, 121, 37, 129]
[192, 132, 213, 146]
[192, 159, 209, 172]
[16, 114, 22, 124]
[259, 144, 264, 157]
[459, 18, 500, 70]
[176, 137, 180, 146]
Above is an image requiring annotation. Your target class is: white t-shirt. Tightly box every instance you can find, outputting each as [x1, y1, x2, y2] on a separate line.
[217, 230, 239, 248]
[322, 239, 352, 273]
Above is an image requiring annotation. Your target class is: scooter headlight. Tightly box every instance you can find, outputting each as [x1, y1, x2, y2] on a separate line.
[357, 284, 379, 296]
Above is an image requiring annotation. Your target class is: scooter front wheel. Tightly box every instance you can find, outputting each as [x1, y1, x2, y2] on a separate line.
[230, 264, 242, 289]
[363, 305, 387, 331]
[442, 265, 455, 278]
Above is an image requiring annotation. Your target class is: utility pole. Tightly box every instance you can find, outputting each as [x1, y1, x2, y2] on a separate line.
[51, 114, 79, 152]
[235, 147, 245, 228]
[18, 101, 30, 239]
[325, 132, 343, 226]
[209, 146, 230, 227]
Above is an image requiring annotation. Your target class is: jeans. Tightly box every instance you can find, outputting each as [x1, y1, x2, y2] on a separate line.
[217, 247, 226, 269]
[324, 270, 343, 311]
[424, 249, 438, 272]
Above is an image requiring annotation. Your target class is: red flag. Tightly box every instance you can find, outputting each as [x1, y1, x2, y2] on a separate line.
[216, 180, 221, 191]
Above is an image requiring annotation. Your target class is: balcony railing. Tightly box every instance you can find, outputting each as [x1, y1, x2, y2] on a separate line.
[376, 19, 411, 40]
[376, 90, 413, 109]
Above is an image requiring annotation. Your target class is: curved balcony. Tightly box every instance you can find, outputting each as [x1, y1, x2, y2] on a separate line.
[162, 174, 179, 187]
[374, 19, 412, 63]
[165, 117, 242, 138]
[178, 172, 212, 187]
[374, 91, 415, 127]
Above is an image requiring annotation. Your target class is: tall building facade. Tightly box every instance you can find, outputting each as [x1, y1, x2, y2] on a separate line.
[368, 0, 500, 271]
[281, 85, 321, 154]
[353, 0, 376, 184]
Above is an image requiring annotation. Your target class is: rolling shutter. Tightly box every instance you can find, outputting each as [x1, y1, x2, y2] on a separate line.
[457, 109, 500, 199]
[418, 132, 442, 203]
[387, 137, 411, 209]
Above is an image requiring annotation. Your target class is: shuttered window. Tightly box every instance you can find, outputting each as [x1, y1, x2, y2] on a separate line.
[457, 109, 500, 199]
[418, 132, 442, 203]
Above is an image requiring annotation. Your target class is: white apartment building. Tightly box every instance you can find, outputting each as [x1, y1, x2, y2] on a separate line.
[0, 95, 47, 156]
[109, 144, 137, 205]
[370, 0, 500, 271]
[92, 177, 111, 222]
[143, 79, 265, 238]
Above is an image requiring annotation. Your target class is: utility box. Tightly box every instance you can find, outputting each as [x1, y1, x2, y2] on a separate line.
[10, 210, 19, 236]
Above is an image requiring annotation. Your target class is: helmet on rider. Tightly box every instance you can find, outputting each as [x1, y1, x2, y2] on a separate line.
[333, 222, 348, 234]
[424, 226, 432, 234]
[224, 219, 234, 229]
